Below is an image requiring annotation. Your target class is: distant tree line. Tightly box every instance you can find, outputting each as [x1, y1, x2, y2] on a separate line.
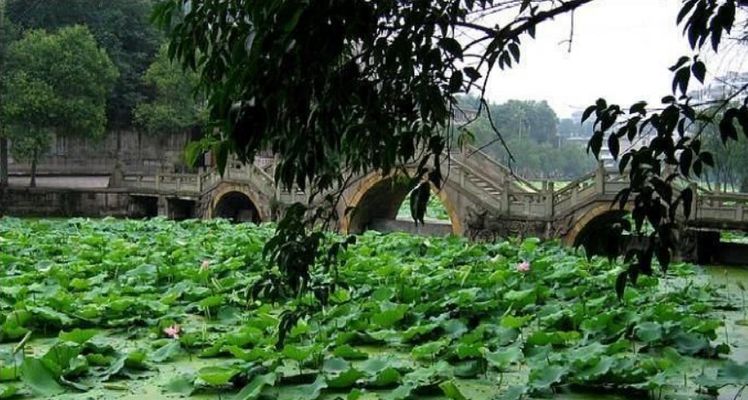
[0, 0, 597, 186]
[458, 96, 596, 180]
[703, 111, 748, 193]
[0, 0, 203, 186]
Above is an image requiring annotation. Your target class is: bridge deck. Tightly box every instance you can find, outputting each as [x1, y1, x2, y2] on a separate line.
[5, 146, 748, 234]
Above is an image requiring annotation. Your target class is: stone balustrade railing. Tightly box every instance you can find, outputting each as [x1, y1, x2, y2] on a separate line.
[695, 192, 748, 224]
[122, 173, 203, 193]
[454, 145, 540, 192]
[119, 153, 748, 226]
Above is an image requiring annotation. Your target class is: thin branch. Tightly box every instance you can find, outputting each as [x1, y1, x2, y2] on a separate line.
[559, 9, 576, 53]
[481, 98, 515, 164]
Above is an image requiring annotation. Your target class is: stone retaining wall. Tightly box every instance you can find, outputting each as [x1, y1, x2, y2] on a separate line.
[0, 187, 132, 218]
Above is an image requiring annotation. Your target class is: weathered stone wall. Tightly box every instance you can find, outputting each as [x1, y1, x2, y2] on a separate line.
[0, 187, 132, 218]
[369, 219, 453, 236]
[0, 187, 204, 220]
[8, 130, 195, 176]
[463, 207, 549, 241]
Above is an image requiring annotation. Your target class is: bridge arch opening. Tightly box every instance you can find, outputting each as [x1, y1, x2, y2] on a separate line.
[344, 175, 460, 235]
[213, 191, 261, 223]
[571, 208, 630, 250]
[129, 195, 159, 218]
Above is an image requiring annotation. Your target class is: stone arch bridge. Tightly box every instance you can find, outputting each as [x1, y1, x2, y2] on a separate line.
[3, 146, 748, 249]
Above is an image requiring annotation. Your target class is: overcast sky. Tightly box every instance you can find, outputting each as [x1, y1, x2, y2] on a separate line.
[482, 0, 745, 118]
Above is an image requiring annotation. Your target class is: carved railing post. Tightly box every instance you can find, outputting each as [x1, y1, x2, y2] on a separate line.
[689, 182, 698, 219]
[501, 178, 510, 214]
[595, 160, 605, 195]
[571, 187, 578, 207]
[737, 202, 744, 222]
[545, 181, 554, 218]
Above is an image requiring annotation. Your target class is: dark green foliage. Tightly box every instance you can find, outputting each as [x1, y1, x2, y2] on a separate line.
[409, 181, 431, 226]
[585, 0, 748, 298]
[6, 0, 162, 128]
[1, 25, 118, 186]
[491, 99, 559, 144]
[153, 0, 596, 306]
[154, 0, 593, 191]
[259, 204, 356, 347]
[458, 96, 595, 179]
[702, 102, 748, 191]
[134, 44, 205, 135]
[0, 219, 737, 398]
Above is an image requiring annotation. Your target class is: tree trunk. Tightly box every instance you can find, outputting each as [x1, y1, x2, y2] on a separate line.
[0, 0, 6, 188]
[0, 137, 7, 187]
[741, 176, 748, 194]
[30, 150, 37, 188]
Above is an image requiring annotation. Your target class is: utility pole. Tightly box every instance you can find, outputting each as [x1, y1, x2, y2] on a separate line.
[0, 0, 8, 188]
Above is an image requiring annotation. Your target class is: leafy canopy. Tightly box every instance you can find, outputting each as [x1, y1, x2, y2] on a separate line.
[7, 0, 162, 128]
[154, 0, 593, 193]
[1, 25, 118, 167]
[153, 0, 594, 316]
[134, 44, 205, 136]
[2, 25, 118, 138]
[584, 0, 748, 297]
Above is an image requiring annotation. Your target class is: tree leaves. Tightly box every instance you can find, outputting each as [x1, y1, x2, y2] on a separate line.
[463, 67, 482, 82]
[2, 25, 118, 182]
[691, 60, 706, 83]
[6, 0, 161, 128]
[438, 38, 463, 59]
[672, 66, 691, 96]
[607, 134, 620, 160]
[720, 108, 739, 142]
[580, 0, 746, 293]
[134, 45, 205, 135]
[409, 181, 431, 227]
[615, 271, 628, 301]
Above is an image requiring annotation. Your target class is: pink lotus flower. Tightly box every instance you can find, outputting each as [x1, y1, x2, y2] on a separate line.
[163, 324, 181, 339]
[516, 260, 531, 273]
[200, 260, 211, 271]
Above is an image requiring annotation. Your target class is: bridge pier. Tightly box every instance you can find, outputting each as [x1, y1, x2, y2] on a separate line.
[688, 229, 721, 265]
[157, 196, 168, 217]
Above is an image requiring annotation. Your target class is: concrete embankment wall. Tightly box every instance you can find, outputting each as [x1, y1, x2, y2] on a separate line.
[0, 187, 132, 218]
[7, 130, 195, 176]
[369, 218, 454, 236]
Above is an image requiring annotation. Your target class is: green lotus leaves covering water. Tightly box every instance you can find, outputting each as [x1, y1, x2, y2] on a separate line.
[0, 218, 747, 400]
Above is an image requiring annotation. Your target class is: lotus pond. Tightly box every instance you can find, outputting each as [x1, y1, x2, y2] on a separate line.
[0, 218, 747, 400]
